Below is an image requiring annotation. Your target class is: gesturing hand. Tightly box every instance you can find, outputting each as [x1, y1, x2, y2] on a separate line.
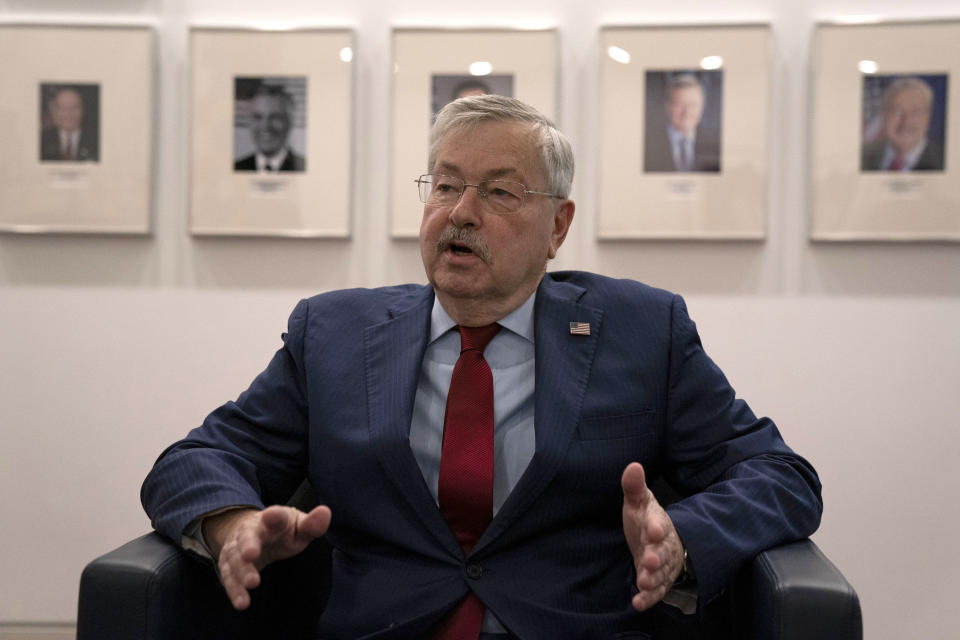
[203, 504, 332, 610]
[621, 462, 685, 612]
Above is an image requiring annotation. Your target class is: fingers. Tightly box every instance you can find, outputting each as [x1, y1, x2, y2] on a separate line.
[631, 522, 685, 612]
[297, 505, 332, 540]
[621, 462, 650, 508]
[218, 522, 263, 610]
[620, 464, 685, 612]
[212, 504, 333, 611]
[260, 503, 293, 526]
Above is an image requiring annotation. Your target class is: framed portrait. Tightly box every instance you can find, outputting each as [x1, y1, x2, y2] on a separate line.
[190, 28, 353, 237]
[811, 20, 960, 241]
[390, 28, 557, 238]
[598, 24, 771, 239]
[0, 24, 153, 234]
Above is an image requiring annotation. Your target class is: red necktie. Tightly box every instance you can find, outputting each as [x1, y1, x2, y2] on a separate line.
[433, 323, 500, 640]
[889, 154, 904, 171]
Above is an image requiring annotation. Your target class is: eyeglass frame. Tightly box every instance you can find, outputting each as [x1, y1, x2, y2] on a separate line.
[414, 173, 566, 215]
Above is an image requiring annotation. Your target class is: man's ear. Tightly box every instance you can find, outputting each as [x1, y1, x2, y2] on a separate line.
[547, 199, 575, 259]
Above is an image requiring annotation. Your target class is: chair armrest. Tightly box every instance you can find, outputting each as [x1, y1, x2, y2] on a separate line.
[77, 531, 237, 639]
[78, 531, 331, 640]
[744, 539, 862, 640]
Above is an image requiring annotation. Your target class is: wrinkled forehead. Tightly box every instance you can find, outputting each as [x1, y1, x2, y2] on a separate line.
[432, 120, 543, 181]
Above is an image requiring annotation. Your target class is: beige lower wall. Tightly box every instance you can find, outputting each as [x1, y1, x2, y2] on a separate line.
[0, 625, 75, 640]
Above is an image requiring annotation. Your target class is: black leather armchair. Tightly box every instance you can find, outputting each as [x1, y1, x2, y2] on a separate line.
[78, 536, 860, 639]
[79, 484, 861, 639]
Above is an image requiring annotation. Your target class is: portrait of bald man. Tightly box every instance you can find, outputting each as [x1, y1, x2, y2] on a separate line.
[643, 71, 722, 173]
[39, 83, 100, 163]
[233, 79, 307, 173]
[861, 75, 947, 172]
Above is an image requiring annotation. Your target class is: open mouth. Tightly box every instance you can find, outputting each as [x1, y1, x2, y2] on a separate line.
[449, 242, 474, 256]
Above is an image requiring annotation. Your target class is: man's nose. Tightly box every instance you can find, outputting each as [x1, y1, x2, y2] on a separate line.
[448, 184, 484, 227]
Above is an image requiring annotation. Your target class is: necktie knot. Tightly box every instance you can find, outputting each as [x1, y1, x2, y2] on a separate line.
[458, 324, 500, 354]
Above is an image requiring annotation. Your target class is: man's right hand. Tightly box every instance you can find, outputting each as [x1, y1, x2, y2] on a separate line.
[203, 504, 332, 610]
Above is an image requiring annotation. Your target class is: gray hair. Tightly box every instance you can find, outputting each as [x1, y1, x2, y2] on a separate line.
[883, 76, 933, 112]
[666, 73, 703, 95]
[429, 94, 574, 199]
[252, 83, 295, 113]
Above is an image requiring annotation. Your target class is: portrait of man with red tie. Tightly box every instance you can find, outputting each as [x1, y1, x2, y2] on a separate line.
[643, 70, 722, 173]
[143, 95, 821, 639]
[860, 74, 947, 173]
[38, 83, 100, 163]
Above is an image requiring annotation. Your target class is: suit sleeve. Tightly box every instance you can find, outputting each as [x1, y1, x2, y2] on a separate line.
[660, 295, 823, 605]
[141, 300, 312, 543]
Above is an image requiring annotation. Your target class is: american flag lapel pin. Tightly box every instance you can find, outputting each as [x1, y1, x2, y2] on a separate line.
[569, 321, 590, 336]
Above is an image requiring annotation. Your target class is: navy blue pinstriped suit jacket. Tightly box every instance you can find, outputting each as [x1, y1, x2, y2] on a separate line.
[142, 271, 822, 639]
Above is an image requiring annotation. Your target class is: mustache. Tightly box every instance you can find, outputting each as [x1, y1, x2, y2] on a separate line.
[435, 226, 493, 264]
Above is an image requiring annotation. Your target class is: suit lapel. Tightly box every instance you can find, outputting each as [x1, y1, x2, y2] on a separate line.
[475, 276, 604, 554]
[363, 286, 462, 557]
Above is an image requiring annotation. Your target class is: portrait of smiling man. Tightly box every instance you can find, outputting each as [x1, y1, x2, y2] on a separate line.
[233, 79, 306, 173]
[143, 94, 821, 639]
[861, 75, 946, 172]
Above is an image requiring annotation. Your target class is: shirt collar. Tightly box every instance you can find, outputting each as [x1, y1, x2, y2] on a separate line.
[667, 126, 696, 145]
[59, 129, 80, 145]
[882, 139, 928, 169]
[429, 289, 537, 344]
[256, 147, 289, 171]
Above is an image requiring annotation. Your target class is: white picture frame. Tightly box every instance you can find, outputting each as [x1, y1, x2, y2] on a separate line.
[0, 24, 154, 235]
[598, 24, 771, 240]
[811, 19, 959, 242]
[189, 27, 353, 237]
[390, 28, 558, 238]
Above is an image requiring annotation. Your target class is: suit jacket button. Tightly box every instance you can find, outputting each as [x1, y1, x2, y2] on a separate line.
[466, 563, 483, 579]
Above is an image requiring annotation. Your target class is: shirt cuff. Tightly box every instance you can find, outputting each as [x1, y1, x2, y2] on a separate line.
[181, 505, 256, 560]
[662, 584, 698, 615]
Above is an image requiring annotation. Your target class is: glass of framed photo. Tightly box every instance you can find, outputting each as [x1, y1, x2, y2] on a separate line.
[811, 19, 959, 241]
[190, 28, 353, 237]
[390, 28, 558, 238]
[598, 24, 771, 240]
[0, 24, 153, 234]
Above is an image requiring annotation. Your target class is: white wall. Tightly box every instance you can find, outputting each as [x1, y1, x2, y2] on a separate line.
[1, 0, 958, 637]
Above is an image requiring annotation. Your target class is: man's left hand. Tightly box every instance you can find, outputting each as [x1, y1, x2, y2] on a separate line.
[621, 462, 685, 611]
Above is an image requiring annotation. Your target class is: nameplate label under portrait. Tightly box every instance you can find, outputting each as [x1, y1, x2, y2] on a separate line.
[882, 178, 926, 199]
[664, 180, 701, 201]
[47, 168, 92, 190]
[248, 178, 292, 199]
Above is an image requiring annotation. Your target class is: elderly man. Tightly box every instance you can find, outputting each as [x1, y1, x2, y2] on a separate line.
[644, 73, 720, 173]
[234, 84, 306, 172]
[143, 95, 820, 639]
[862, 76, 944, 172]
[39, 86, 99, 162]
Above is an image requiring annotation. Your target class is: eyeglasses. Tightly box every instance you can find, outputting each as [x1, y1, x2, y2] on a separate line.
[414, 173, 564, 215]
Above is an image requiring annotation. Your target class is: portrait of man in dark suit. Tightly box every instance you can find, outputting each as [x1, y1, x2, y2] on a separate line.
[39, 83, 100, 163]
[643, 71, 722, 173]
[861, 74, 947, 172]
[233, 78, 306, 173]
